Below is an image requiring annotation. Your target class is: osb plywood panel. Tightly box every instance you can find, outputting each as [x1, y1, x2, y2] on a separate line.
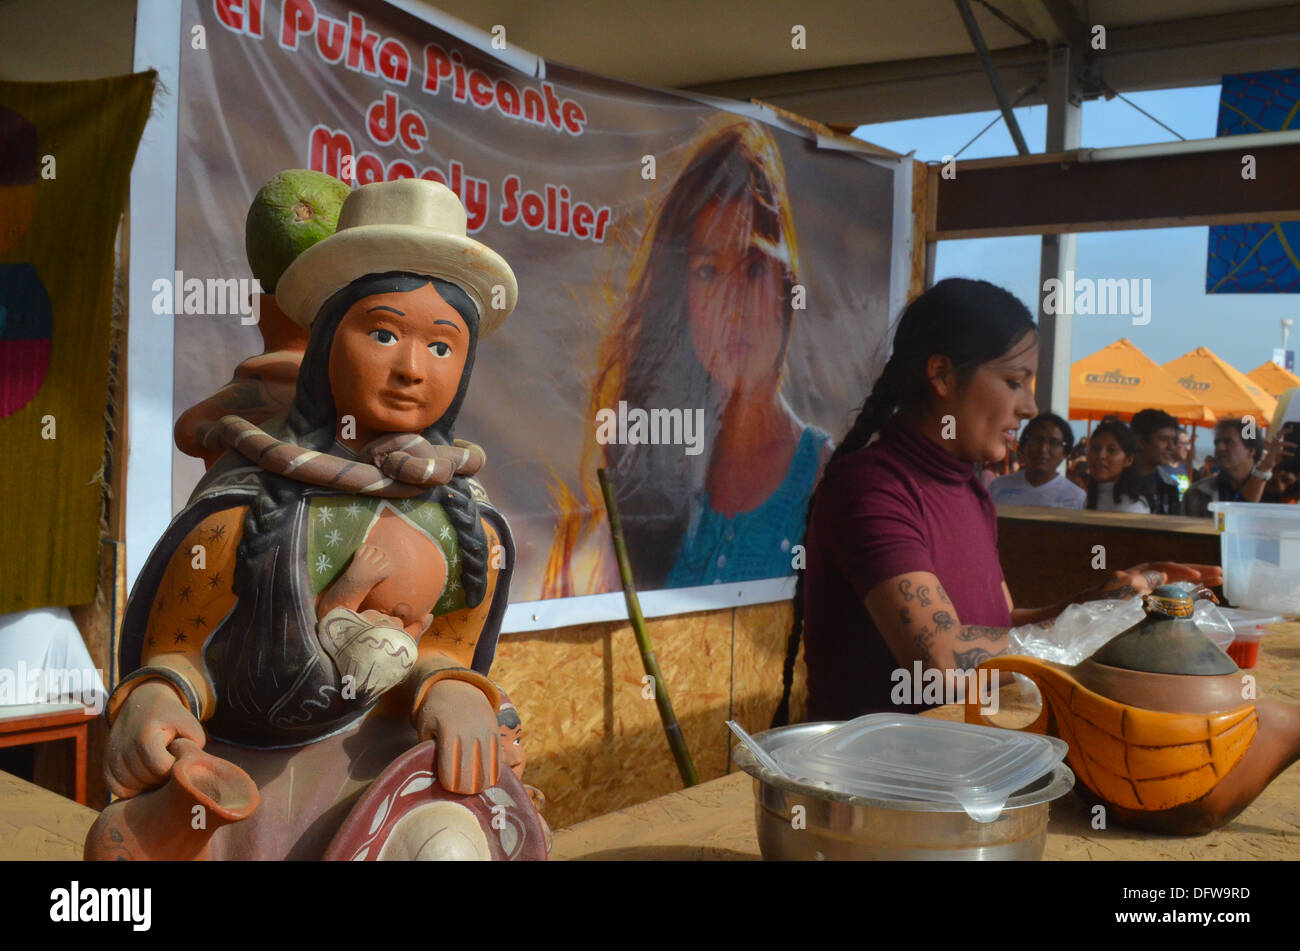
[729, 601, 806, 760]
[492, 609, 734, 830]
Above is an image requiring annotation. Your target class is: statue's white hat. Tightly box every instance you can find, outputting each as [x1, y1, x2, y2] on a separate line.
[276, 178, 517, 336]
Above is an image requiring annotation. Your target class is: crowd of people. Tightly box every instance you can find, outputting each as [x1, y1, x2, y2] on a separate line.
[986, 409, 1298, 514]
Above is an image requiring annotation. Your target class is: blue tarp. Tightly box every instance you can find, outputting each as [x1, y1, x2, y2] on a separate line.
[1205, 70, 1300, 294]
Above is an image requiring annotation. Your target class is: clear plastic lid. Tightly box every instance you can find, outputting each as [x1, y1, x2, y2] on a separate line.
[771, 714, 1068, 823]
[1215, 607, 1284, 633]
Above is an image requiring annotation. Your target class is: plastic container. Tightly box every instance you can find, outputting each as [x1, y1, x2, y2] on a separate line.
[770, 713, 1068, 823]
[1227, 628, 1265, 668]
[1208, 501, 1300, 615]
[1216, 607, 1284, 669]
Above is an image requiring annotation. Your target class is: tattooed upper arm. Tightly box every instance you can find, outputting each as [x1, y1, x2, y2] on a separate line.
[865, 571, 1008, 672]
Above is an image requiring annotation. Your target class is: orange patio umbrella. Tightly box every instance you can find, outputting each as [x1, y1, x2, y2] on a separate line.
[1162, 347, 1277, 426]
[1069, 339, 1217, 430]
[1247, 361, 1300, 398]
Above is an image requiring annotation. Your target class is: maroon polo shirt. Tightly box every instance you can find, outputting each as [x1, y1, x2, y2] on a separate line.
[802, 418, 1011, 721]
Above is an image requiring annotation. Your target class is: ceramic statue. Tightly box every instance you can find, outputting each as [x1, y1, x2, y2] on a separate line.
[967, 584, 1300, 834]
[88, 177, 547, 860]
[173, 294, 308, 468]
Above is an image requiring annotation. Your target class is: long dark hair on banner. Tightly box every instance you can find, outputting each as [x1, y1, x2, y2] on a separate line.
[772, 277, 1037, 726]
[542, 114, 801, 595]
[233, 271, 490, 610]
[1085, 417, 1146, 511]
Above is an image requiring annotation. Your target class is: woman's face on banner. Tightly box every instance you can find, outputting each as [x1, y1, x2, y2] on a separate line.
[685, 197, 786, 394]
[327, 282, 471, 440]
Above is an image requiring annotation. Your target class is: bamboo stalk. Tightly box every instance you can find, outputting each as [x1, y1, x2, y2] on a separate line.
[597, 468, 699, 787]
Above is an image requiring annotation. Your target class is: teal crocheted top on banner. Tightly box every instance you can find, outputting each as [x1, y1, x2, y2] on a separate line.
[665, 426, 829, 587]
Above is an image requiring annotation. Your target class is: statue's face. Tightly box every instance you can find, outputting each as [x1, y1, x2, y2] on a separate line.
[328, 282, 471, 443]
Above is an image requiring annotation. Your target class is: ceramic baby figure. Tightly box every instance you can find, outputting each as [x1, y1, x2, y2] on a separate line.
[88, 178, 546, 860]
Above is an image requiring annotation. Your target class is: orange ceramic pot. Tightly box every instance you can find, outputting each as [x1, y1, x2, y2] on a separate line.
[965, 585, 1300, 834]
[84, 739, 260, 861]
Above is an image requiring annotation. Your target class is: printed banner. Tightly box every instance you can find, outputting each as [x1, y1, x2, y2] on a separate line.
[1206, 69, 1300, 294]
[0, 73, 155, 613]
[172, 0, 901, 612]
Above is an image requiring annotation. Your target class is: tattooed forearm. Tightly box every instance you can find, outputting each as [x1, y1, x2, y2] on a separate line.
[917, 585, 932, 607]
[953, 647, 993, 671]
[933, 610, 955, 632]
[900, 606, 913, 626]
[956, 625, 1007, 643]
[899, 579, 915, 601]
[913, 626, 935, 663]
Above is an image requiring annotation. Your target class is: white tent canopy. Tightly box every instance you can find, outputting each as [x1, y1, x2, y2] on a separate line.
[428, 0, 1300, 124]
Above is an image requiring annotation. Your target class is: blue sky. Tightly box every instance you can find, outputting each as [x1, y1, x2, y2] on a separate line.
[854, 85, 1296, 454]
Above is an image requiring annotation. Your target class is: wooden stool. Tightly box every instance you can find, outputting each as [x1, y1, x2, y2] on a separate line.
[0, 703, 90, 805]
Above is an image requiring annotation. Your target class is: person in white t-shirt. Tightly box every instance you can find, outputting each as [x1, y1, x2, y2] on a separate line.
[989, 412, 1085, 509]
[1085, 417, 1151, 514]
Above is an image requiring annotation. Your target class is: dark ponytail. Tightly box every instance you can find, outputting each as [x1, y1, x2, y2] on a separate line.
[772, 278, 1036, 727]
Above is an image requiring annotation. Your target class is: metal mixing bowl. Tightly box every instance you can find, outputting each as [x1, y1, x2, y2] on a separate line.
[733, 722, 1075, 860]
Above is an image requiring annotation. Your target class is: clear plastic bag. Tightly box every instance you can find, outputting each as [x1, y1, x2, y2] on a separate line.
[1006, 580, 1235, 667]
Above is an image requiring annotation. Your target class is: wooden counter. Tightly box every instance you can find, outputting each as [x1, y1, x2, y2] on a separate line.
[6, 622, 1296, 861]
[552, 620, 1300, 861]
[0, 768, 96, 861]
[996, 504, 1222, 608]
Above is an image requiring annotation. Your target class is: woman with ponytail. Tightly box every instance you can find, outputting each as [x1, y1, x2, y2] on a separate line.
[774, 278, 1220, 725]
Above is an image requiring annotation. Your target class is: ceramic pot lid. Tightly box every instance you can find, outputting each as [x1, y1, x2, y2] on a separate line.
[1088, 584, 1238, 676]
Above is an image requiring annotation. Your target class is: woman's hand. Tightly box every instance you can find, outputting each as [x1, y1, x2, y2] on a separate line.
[1093, 562, 1223, 600]
[105, 680, 205, 800]
[414, 679, 501, 794]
